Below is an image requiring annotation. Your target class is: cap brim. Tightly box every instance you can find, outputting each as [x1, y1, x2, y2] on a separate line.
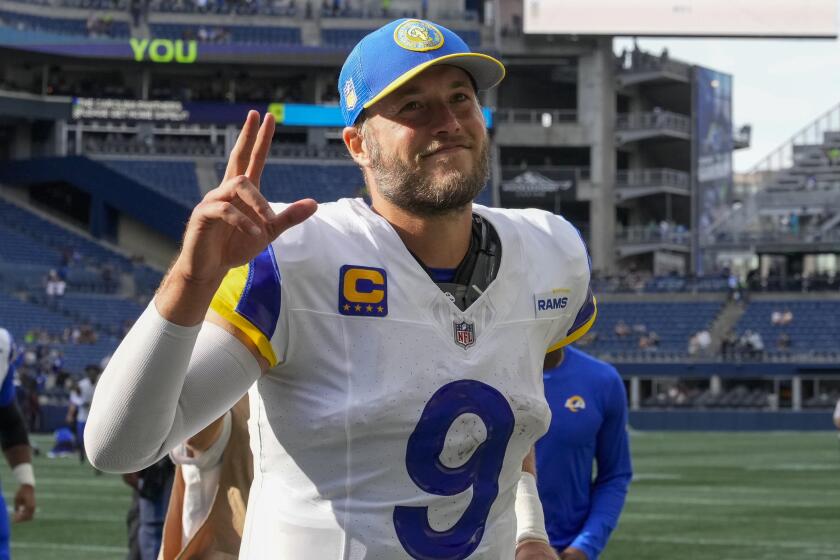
[362, 52, 506, 111]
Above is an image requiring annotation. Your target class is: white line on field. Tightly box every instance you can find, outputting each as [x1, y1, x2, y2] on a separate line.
[622, 511, 840, 525]
[627, 495, 835, 508]
[612, 534, 839, 553]
[11, 541, 127, 553]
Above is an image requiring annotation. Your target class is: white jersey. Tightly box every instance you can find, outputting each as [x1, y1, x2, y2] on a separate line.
[209, 199, 596, 560]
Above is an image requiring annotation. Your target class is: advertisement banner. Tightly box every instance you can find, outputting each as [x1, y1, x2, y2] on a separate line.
[692, 65, 733, 273]
[70, 98, 495, 127]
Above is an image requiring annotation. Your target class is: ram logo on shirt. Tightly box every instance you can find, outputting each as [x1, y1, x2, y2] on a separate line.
[564, 395, 586, 413]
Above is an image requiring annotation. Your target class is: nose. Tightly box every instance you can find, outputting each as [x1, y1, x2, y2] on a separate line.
[429, 101, 461, 136]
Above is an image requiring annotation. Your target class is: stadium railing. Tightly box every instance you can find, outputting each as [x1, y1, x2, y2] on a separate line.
[494, 108, 578, 125]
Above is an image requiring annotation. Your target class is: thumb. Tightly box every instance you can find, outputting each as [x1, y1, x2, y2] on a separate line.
[268, 199, 318, 240]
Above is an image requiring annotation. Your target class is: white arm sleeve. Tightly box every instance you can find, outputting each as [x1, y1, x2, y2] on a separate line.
[84, 299, 261, 473]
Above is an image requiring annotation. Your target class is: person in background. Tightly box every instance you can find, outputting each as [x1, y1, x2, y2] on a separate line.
[833, 398, 840, 431]
[66, 364, 100, 465]
[159, 397, 252, 559]
[535, 346, 632, 560]
[0, 328, 36, 560]
[123, 457, 175, 560]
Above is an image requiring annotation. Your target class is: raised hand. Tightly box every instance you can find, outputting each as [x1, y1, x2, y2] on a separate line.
[157, 111, 317, 326]
[179, 110, 317, 284]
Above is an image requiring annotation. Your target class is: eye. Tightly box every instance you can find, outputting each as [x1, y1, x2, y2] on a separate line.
[400, 100, 423, 113]
[452, 92, 470, 102]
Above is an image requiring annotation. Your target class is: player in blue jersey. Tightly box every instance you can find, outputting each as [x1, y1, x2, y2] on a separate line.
[0, 328, 36, 560]
[535, 346, 632, 560]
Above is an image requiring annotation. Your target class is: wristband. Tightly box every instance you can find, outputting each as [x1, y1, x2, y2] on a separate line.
[12, 463, 35, 487]
[515, 471, 549, 544]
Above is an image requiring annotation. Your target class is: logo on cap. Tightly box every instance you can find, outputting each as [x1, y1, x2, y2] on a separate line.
[343, 78, 358, 110]
[394, 20, 444, 52]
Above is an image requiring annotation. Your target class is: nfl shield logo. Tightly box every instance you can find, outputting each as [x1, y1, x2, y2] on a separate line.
[453, 320, 476, 349]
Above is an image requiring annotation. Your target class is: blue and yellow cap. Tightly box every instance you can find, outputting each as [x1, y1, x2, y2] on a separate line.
[338, 18, 506, 126]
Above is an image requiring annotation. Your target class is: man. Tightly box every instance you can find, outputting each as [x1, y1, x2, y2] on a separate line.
[158, 397, 252, 559]
[833, 397, 840, 431]
[86, 18, 595, 559]
[66, 364, 99, 464]
[0, 328, 36, 560]
[535, 347, 632, 560]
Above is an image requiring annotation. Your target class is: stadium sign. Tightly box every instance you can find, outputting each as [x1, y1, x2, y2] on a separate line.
[72, 98, 190, 121]
[500, 170, 575, 210]
[129, 38, 197, 63]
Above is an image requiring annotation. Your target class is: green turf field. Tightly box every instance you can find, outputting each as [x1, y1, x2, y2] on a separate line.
[1, 432, 838, 559]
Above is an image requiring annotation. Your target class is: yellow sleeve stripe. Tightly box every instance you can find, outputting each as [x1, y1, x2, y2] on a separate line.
[546, 298, 598, 354]
[209, 265, 279, 367]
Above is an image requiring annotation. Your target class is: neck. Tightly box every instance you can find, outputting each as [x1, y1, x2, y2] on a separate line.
[369, 193, 473, 269]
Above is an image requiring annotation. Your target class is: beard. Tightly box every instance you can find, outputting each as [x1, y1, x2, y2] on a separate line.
[365, 134, 490, 217]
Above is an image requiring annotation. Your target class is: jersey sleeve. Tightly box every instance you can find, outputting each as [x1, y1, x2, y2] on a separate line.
[546, 226, 597, 353]
[209, 244, 287, 367]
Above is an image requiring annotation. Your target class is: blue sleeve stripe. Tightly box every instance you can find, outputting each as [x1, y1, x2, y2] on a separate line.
[567, 286, 596, 335]
[235, 246, 282, 343]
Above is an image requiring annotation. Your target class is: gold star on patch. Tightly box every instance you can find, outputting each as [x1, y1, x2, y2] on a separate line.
[366, 305, 373, 312]
[355, 304, 362, 312]
[343, 304, 350, 311]
[377, 305, 384, 313]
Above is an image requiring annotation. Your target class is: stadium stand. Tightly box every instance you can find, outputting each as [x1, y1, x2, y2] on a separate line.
[322, 27, 479, 48]
[582, 300, 723, 358]
[148, 22, 301, 44]
[734, 299, 840, 354]
[0, 9, 130, 38]
[101, 159, 202, 207]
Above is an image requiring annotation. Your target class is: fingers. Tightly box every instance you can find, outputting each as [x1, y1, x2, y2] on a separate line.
[268, 199, 318, 239]
[207, 175, 275, 227]
[13, 504, 34, 523]
[223, 110, 260, 183]
[204, 200, 263, 237]
[245, 112, 275, 189]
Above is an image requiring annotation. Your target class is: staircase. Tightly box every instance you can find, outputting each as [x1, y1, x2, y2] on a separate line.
[708, 299, 746, 353]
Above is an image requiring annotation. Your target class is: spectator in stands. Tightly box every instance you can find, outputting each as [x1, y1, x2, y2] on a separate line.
[614, 320, 630, 338]
[45, 269, 66, 307]
[771, 309, 783, 326]
[639, 331, 659, 351]
[776, 332, 791, 351]
[688, 329, 711, 357]
[741, 330, 764, 359]
[536, 347, 632, 560]
[780, 308, 793, 326]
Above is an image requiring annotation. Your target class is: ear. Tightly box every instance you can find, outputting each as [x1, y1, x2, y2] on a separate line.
[343, 125, 371, 167]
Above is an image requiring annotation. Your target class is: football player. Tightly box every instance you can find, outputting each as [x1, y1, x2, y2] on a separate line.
[86, 18, 595, 559]
[0, 328, 36, 560]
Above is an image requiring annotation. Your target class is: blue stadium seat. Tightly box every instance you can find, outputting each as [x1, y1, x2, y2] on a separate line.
[0, 9, 129, 38]
[735, 300, 840, 353]
[584, 301, 723, 355]
[149, 23, 301, 45]
[103, 160, 201, 207]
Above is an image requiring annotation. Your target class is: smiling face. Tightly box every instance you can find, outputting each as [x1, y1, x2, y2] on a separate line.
[345, 65, 490, 217]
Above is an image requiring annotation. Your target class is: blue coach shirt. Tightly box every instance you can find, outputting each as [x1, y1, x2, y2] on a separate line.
[535, 346, 632, 560]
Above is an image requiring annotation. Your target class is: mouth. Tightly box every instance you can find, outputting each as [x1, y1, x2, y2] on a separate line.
[422, 145, 470, 158]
